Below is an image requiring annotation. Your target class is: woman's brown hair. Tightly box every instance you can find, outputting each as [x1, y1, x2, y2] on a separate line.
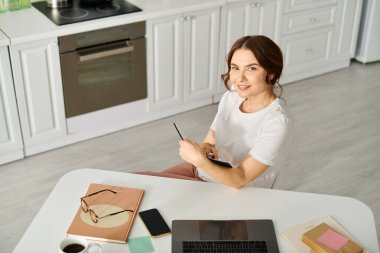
[221, 35, 284, 97]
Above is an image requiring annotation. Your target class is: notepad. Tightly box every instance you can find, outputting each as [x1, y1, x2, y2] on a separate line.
[317, 229, 349, 251]
[128, 236, 154, 253]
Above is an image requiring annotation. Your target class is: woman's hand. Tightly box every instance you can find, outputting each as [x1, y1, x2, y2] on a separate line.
[179, 139, 208, 167]
[201, 143, 219, 160]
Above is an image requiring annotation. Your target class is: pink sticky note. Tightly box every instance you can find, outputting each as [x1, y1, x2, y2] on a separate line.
[317, 229, 349, 251]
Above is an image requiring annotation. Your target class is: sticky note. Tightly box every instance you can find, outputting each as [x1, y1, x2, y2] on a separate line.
[317, 228, 349, 251]
[128, 236, 154, 253]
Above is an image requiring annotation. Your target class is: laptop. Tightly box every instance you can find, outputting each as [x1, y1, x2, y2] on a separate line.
[172, 220, 280, 253]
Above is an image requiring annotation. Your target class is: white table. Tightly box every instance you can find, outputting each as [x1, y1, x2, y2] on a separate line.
[13, 168, 379, 253]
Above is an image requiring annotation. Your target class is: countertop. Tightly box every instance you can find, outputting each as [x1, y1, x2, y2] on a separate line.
[0, 0, 225, 45]
[0, 30, 10, 46]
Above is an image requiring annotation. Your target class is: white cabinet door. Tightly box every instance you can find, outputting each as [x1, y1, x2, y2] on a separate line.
[148, 7, 220, 111]
[183, 8, 220, 102]
[248, 0, 282, 42]
[0, 46, 24, 165]
[334, 0, 363, 60]
[10, 38, 67, 155]
[218, 0, 281, 93]
[147, 15, 184, 112]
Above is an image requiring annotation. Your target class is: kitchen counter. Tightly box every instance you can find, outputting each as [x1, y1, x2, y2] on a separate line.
[0, 0, 225, 44]
[0, 30, 9, 46]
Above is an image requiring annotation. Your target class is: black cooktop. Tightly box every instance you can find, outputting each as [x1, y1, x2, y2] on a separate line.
[32, 0, 142, 25]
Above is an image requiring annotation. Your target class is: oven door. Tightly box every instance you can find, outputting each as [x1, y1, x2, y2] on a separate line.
[60, 37, 146, 118]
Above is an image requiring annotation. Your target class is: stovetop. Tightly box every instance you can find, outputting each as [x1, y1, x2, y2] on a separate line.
[32, 0, 142, 25]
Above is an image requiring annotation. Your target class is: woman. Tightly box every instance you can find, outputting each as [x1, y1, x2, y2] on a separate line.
[136, 35, 292, 189]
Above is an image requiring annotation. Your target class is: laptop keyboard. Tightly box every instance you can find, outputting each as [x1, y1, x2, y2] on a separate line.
[182, 240, 268, 253]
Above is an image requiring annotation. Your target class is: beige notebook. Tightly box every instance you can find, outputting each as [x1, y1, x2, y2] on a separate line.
[67, 183, 144, 243]
[281, 216, 368, 253]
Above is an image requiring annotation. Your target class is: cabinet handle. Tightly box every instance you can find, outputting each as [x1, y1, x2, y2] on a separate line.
[251, 2, 262, 7]
[306, 48, 314, 54]
[78, 41, 134, 62]
[310, 17, 317, 23]
[185, 16, 192, 21]
[179, 16, 193, 21]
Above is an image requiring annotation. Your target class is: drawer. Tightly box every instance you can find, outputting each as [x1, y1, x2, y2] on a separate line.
[283, 6, 336, 34]
[281, 28, 333, 74]
[284, 0, 337, 13]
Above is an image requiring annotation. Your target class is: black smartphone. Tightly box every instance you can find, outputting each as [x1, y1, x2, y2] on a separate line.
[139, 208, 171, 237]
[208, 158, 232, 168]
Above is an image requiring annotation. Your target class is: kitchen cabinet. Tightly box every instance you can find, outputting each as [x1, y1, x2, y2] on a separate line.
[355, 0, 380, 63]
[0, 0, 364, 159]
[0, 44, 24, 165]
[281, 0, 337, 83]
[280, 0, 362, 84]
[147, 7, 220, 112]
[333, 0, 363, 60]
[218, 0, 282, 94]
[9, 38, 67, 156]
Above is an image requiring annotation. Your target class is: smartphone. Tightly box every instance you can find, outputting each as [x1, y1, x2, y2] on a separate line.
[139, 208, 171, 237]
[208, 158, 232, 168]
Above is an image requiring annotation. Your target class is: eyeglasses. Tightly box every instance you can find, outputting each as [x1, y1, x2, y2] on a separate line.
[80, 189, 133, 223]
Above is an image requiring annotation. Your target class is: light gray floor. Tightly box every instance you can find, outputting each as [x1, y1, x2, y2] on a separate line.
[0, 60, 379, 252]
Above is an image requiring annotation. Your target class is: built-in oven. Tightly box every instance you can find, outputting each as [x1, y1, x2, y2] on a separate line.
[58, 21, 146, 118]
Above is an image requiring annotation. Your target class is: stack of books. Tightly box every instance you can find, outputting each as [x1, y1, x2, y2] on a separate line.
[282, 216, 367, 253]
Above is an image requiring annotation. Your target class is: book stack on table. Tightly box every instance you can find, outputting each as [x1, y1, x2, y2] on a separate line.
[282, 216, 367, 253]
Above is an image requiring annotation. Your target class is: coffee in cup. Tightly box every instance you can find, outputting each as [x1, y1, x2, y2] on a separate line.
[59, 237, 101, 253]
[62, 243, 85, 253]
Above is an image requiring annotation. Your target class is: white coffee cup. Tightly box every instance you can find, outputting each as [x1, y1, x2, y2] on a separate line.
[59, 237, 101, 253]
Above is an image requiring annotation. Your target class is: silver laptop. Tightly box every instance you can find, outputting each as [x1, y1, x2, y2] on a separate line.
[172, 220, 280, 253]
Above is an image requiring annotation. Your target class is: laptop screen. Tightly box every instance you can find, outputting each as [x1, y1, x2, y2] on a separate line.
[199, 220, 249, 240]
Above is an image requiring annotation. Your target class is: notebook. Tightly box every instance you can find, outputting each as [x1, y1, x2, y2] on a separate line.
[67, 183, 144, 243]
[172, 219, 280, 253]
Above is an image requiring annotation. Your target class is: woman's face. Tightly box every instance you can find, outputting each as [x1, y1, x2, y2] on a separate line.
[229, 48, 272, 98]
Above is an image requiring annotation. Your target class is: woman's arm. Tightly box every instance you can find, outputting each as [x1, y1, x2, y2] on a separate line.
[206, 156, 269, 189]
[203, 130, 215, 144]
[179, 139, 268, 189]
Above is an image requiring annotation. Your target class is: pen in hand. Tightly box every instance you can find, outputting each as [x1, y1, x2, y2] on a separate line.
[173, 123, 184, 140]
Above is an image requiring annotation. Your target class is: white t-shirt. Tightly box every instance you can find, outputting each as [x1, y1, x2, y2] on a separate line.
[197, 90, 293, 188]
